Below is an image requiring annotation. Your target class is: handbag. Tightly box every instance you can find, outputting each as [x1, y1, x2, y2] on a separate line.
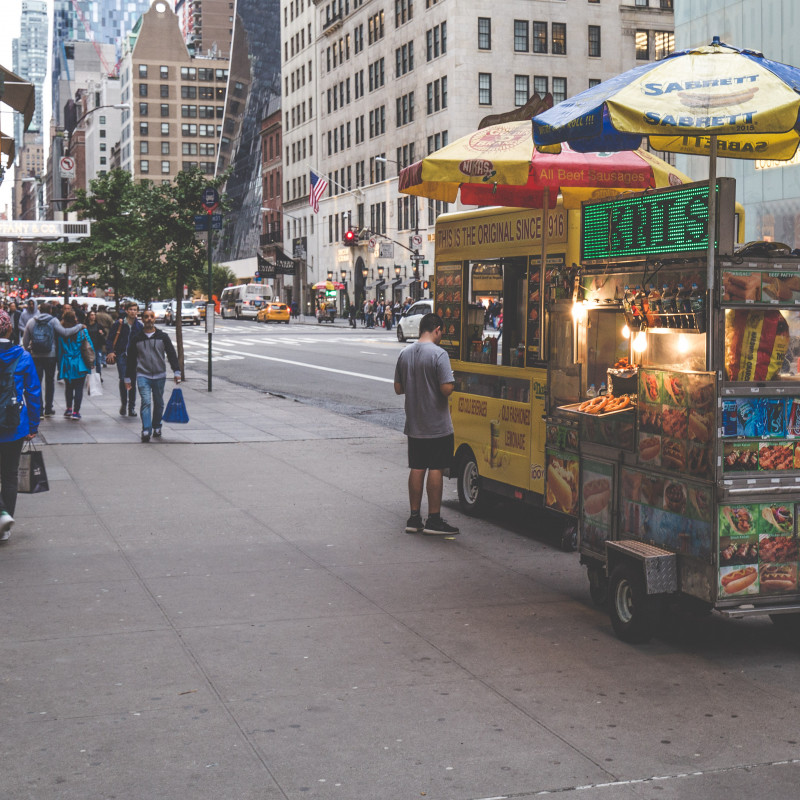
[79, 329, 96, 370]
[162, 387, 189, 423]
[87, 371, 103, 396]
[18, 440, 49, 494]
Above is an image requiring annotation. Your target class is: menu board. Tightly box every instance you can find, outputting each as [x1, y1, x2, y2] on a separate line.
[619, 467, 712, 559]
[720, 396, 800, 472]
[638, 369, 715, 478]
[526, 253, 564, 365]
[580, 458, 613, 555]
[435, 262, 462, 359]
[721, 268, 800, 305]
[718, 502, 799, 598]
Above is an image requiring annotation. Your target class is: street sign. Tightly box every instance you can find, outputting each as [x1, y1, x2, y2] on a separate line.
[201, 186, 220, 211]
[411, 234, 423, 248]
[59, 156, 75, 179]
[368, 237, 377, 249]
[211, 213, 222, 230]
[194, 215, 209, 231]
[410, 253, 426, 261]
[379, 242, 393, 259]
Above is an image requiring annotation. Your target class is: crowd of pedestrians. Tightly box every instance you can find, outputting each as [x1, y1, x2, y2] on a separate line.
[356, 297, 413, 330]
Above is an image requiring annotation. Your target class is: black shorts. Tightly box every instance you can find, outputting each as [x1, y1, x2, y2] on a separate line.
[407, 434, 454, 471]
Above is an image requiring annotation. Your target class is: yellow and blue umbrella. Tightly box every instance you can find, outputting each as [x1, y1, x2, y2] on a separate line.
[533, 37, 800, 161]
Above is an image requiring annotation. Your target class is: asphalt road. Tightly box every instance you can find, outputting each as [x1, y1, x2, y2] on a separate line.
[177, 317, 408, 430]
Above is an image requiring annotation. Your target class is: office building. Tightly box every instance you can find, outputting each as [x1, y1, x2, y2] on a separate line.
[12, 0, 47, 149]
[674, 1, 800, 246]
[282, 0, 675, 307]
[174, 0, 234, 58]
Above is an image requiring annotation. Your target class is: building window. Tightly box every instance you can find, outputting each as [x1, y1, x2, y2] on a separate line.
[139, 83, 148, 97]
[160, 66, 169, 79]
[140, 159, 149, 173]
[514, 20, 528, 52]
[636, 30, 650, 60]
[478, 17, 491, 50]
[181, 85, 197, 99]
[138, 64, 147, 78]
[161, 141, 170, 155]
[139, 141, 149, 154]
[139, 102, 148, 116]
[161, 161, 170, 174]
[661, 0, 673, 8]
[533, 22, 547, 53]
[552, 23, 567, 55]
[635, 0, 648, 5]
[368, 11, 385, 44]
[181, 66, 196, 80]
[139, 122, 149, 136]
[553, 77, 567, 103]
[478, 73, 492, 105]
[99, 156, 107, 165]
[160, 84, 169, 98]
[99, 115, 106, 124]
[534, 76, 548, 96]
[426, 22, 446, 60]
[161, 123, 169, 136]
[654, 31, 675, 60]
[395, 42, 414, 76]
[395, 0, 413, 27]
[161, 104, 169, 117]
[589, 78, 601, 88]
[396, 91, 415, 126]
[588, 25, 601, 57]
[426, 77, 448, 114]
[514, 75, 529, 107]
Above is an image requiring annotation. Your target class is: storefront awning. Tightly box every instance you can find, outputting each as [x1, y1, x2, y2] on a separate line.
[0, 66, 35, 131]
[365, 279, 386, 290]
[0, 130, 14, 163]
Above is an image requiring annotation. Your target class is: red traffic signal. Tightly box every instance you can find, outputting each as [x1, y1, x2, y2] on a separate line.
[343, 228, 357, 247]
[422, 280, 430, 290]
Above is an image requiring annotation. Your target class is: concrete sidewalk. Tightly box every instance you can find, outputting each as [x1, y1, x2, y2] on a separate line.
[4, 368, 800, 799]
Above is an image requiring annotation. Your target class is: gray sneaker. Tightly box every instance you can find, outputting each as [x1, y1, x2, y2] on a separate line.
[423, 516, 460, 535]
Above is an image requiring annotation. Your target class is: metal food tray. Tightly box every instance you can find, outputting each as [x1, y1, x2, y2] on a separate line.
[558, 402, 636, 418]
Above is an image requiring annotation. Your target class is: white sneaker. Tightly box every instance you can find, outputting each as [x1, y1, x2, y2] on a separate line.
[0, 511, 14, 541]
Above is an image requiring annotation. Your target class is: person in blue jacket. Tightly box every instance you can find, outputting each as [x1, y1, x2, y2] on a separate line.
[0, 309, 41, 542]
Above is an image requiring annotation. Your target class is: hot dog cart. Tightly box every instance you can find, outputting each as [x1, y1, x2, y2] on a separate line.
[553, 178, 800, 641]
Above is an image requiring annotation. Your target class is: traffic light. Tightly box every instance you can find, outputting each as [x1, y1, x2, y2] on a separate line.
[343, 228, 357, 247]
[422, 280, 430, 291]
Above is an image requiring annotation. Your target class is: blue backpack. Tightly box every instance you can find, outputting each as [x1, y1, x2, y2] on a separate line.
[31, 318, 54, 355]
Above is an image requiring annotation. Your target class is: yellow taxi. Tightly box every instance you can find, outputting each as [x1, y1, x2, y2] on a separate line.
[257, 301, 291, 324]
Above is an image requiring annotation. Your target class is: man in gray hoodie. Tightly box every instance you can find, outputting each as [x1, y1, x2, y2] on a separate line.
[22, 302, 83, 416]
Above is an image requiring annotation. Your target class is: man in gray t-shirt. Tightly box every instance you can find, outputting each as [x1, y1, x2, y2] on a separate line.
[394, 313, 459, 536]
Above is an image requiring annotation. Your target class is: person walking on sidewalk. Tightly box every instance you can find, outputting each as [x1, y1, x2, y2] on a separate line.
[56, 306, 93, 421]
[0, 310, 41, 541]
[105, 301, 143, 417]
[85, 311, 107, 380]
[22, 301, 83, 417]
[124, 309, 181, 442]
[393, 313, 459, 536]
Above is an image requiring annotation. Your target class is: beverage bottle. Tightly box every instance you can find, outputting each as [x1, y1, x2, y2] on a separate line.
[586, 384, 597, 399]
[661, 283, 676, 328]
[634, 286, 647, 328]
[598, 382, 607, 396]
[690, 282, 706, 332]
[676, 283, 691, 328]
[623, 285, 640, 330]
[647, 284, 661, 327]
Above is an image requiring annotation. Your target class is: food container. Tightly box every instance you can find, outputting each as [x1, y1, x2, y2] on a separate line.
[607, 367, 639, 397]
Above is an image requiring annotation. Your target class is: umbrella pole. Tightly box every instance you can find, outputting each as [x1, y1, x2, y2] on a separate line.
[706, 135, 718, 370]
[540, 188, 549, 357]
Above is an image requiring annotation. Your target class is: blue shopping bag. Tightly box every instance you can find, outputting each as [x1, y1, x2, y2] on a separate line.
[163, 387, 189, 424]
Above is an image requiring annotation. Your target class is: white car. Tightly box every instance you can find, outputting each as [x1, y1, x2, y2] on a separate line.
[148, 301, 169, 323]
[396, 300, 433, 342]
[165, 300, 202, 325]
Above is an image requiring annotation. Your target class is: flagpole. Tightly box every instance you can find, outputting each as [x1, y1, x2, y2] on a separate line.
[309, 166, 363, 200]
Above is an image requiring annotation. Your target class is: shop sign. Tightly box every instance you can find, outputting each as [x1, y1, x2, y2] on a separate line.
[581, 179, 735, 262]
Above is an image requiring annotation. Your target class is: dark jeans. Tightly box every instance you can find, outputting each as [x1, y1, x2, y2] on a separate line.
[0, 438, 24, 516]
[33, 356, 56, 412]
[65, 376, 86, 412]
[116, 355, 136, 409]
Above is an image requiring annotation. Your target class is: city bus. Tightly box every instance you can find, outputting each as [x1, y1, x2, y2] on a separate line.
[219, 283, 273, 319]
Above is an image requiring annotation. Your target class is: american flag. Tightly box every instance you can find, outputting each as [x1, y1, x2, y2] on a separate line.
[309, 170, 328, 214]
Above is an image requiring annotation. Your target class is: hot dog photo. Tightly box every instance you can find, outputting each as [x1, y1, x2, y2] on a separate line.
[759, 563, 798, 594]
[545, 455, 578, 515]
[582, 473, 611, 524]
[719, 564, 759, 596]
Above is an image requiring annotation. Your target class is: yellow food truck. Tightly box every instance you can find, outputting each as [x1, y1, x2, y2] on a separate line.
[433, 201, 581, 547]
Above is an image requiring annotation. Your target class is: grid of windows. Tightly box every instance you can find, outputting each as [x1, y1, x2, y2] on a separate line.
[368, 11, 385, 44]
[515, 75, 529, 107]
[479, 73, 492, 105]
[478, 17, 491, 50]
[426, 77, 448, 114]
[396, 42, 414, 76]
[369, 106, 386, 137]
[396, 92, 415, 126]
[395, 0, 413, 26]
[427, 130, 448, 154]
[426, 22, 446, 60]
[514, 20, 529, 52]
[368, 58, 385, 91]
[588, 25, 601, 57]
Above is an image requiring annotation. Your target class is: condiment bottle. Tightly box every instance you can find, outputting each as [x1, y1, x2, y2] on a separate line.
[586, 384, 597, 399]
[690, 283, 706, 332]
[676, 283, 691, 328]
[661, 283, 676, 328]
[646, 284, 661, 327]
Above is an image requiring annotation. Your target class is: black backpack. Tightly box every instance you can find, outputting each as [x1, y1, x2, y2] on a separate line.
[0, 355, 22, 433]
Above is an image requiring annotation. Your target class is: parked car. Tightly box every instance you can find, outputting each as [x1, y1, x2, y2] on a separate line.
[164, 300, 202, 325]
[148, 301, 169, 323]
[257, 302, 290, 324]
[396, 300, 432, 342]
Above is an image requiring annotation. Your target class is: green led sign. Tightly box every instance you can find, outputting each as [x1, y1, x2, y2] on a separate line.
[582, 182, 719, 262]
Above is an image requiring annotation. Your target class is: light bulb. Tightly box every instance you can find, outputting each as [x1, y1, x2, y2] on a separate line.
[621, 324, 630, 339]
[677, 333, 689, 353]
[632, 330, 648, 352]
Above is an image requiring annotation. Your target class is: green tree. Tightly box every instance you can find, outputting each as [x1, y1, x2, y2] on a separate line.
[210, 264, 237, 299]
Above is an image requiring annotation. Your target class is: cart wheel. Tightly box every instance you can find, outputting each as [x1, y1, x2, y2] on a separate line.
[396, 325, 406, 342]
[587, 565, 608, 606]
[607, 563, 655, 643]
[457, 451, 488, 515]
[560, 524, 577, 552]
